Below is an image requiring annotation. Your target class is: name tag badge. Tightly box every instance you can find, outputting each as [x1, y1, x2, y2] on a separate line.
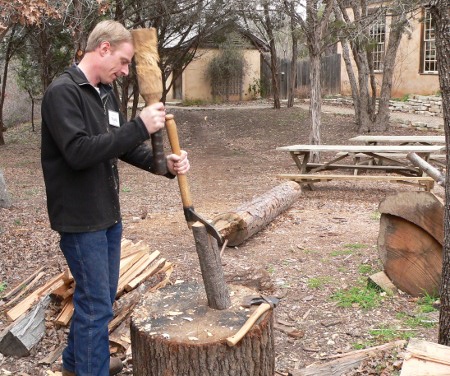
[108, 110, 120, 127]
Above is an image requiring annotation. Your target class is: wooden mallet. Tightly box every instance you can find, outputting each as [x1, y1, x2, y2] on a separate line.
[132, 28, 167, 175]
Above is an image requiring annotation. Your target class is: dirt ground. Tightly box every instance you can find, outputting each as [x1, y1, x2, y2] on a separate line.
[0, 103, 444, 375]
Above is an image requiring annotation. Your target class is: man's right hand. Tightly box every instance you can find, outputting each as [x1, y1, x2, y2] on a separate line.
[139, 102, 166, 135]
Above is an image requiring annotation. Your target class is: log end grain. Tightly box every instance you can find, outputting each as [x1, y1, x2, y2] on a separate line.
[131, 282, 275, 376]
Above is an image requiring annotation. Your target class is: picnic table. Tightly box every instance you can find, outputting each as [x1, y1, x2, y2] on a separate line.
[276, 144, 445, 191]
[349, 135, 445, 145]
[349, 135, 446, 167]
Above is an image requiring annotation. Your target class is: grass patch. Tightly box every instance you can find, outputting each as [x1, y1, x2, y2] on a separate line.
[308, 276, 333, 289]
[400, 313, 437, 329]
[358, 264, 373, 275]
[369, 325, 416, 342]
[344, 243, 365, 249]
[0, 282, 7, 294]
[303, 249, 318, 255]
[417, 292, 439, 313]
[370, 211, 381, 220]
[331, 243, 365, 257]
[267, 265, 275, 274]
[331, 284, 383, 309]
[181, 98, 209, 106]
[331, 249, 354, 257]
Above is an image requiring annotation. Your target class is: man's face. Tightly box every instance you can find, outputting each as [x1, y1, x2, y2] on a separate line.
[100, 41, 134, 84]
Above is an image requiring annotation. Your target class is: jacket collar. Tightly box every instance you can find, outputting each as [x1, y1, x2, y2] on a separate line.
[65, 65, 113, 95]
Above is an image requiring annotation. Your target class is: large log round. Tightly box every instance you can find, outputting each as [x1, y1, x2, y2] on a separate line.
[378, 214, 442, 296]
[130, 282, 275, 376]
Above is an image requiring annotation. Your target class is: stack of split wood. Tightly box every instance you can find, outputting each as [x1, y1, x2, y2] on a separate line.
[0, 238, 173, 358]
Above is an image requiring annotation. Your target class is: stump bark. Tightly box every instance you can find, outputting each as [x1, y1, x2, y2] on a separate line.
[212, 181, 302, 246]
[130, 283, 274, 376]
[377, 191, 444, 296]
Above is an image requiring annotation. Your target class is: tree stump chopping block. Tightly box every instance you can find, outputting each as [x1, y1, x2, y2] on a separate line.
[130, 282, 275, 376]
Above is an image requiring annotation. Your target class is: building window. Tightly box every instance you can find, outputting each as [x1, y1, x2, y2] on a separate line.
[422, 8, 438, 73]
[369, 17, 386, 72]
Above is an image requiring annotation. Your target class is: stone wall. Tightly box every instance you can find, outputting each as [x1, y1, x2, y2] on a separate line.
[389, 95, 442, 117]
[323, 94, 443, 117]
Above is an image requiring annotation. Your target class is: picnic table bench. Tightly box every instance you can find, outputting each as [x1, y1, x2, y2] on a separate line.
[276, 144, 444, 191]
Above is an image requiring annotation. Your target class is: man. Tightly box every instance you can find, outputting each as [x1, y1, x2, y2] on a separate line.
[41, 20, 189, 376]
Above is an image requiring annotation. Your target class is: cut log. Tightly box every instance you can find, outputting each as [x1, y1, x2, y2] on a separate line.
[1, 266, 46, 302]
[3, 271, 46, 308]
[192, 222, 231, 310]
[407, 152, 445, 186]
[6, 272, 65, 321]
[368, 271, 398, 295]
[401, 338, 450, 375]
[54, 297, 74, 326]
[109, 261, 174, 334]
[0, 295, 50, 357]
[291, 340, 406, 376]
[377, 192, 444, 297]
[39, 343, 65, 365]
[131, 282, 275, 376]
[212, 181, 302, 246]
[124, 257, 166, 292]
[378, 214, 442, 296]
[378, 191, 444, 245]
[116, 253, 153, 297]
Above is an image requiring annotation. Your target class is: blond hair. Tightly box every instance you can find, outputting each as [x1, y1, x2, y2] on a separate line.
[85, 20, 132, 52]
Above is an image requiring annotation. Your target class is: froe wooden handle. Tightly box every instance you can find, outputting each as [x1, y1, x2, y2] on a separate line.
[165, 114, 193, 209]
[226, 303, 271, 346]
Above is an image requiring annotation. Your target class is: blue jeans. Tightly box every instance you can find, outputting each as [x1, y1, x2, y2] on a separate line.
[60, 222, 122, 376]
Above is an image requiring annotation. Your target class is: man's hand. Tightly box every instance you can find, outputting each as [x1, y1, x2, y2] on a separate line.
[139, 102, 166, 135]
[167, 150, 190, 176]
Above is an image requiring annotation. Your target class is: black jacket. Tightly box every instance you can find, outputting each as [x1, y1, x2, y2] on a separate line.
[41, 66, 171, 232]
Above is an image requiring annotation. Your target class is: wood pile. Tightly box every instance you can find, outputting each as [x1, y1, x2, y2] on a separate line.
[0, 238, 173, 359]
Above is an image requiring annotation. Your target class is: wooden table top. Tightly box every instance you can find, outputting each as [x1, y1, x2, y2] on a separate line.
[276, 144, 445, 153]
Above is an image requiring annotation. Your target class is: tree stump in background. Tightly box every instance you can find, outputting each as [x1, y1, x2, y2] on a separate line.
[378, 191, 444, 296]
[130, 283, 274, 376]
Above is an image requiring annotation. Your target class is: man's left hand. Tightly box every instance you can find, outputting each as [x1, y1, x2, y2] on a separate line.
[167, 150, 190, 176]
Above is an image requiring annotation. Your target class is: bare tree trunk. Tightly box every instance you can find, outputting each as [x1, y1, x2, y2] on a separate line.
[264, 2, 281, 109]
[0, 26, 16, 146]
[335, 4, 361, 128]
[428, 0, 450, 346]
[309, 53, 322, 148]
[287, 3, 298, 108]
[375, 12, 408, 131]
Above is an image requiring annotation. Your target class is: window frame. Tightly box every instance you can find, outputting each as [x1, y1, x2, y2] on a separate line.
[369, 14, 386, 72]
[421, 7, 438, 74]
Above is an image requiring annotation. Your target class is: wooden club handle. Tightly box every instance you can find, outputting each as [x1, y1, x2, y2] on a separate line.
[132, 28, 167, 175]
[165, 114, 193, 209]
[226, 303, 271, 346]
